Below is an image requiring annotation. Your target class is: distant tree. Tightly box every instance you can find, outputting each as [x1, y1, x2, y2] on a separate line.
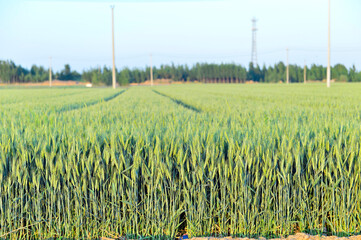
[58, 64, 81, 81]
[59, 64, 72, 80]
[248, 63, 263, 82]
[309, 64, 326, 81]
[332, 64, 348, 81]
[348, 65, 361, 82]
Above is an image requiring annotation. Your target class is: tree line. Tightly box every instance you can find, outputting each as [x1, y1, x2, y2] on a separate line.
[0, 61, 81, 83]
[1, 60, 361, 85]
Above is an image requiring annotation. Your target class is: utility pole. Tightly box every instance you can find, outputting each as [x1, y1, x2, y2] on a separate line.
[49, 57, 52, 87]
[304, 61, 307, 84]
[251, 18, 258, 66]
[150, 54, 153, 86]
[111, 5, 116, 89]
[286, 48, 289, 84]
[326, 0, 331, 88]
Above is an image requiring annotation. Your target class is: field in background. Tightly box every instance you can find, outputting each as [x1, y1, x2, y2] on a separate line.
[0, 80, 92, 87]
[1, 83, 361, 239]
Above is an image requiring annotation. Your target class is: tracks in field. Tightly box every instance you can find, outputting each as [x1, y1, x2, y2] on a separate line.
[152, 89, 202, 113]
[59, 90, 126, 112]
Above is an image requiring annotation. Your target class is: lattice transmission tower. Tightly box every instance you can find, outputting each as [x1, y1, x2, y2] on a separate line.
[251, 18, 258, 66]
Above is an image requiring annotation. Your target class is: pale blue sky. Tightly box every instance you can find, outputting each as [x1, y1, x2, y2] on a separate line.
[0, 0, 360, 72]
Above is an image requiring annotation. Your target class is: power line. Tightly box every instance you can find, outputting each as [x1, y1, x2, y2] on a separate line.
[7, 48, 361, 63]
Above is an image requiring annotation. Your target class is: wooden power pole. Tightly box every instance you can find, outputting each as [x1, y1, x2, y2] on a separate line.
[326, 0, 331, 88]
[150, 54, 153, 86]
[111, 5, 116, 89]
[286, 48, 289, 84]
[49, 57, 52, 87]
[304, 61, 307, 84]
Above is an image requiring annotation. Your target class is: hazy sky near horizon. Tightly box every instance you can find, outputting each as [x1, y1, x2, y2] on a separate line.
[0, 0, 360, 72]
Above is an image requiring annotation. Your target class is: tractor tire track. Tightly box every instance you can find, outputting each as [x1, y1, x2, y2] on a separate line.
[152, 89, 202, 113]
[58, 90, 126, 112]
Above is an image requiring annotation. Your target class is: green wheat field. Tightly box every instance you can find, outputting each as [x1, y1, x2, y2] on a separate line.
[1, 83, 361, 239]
